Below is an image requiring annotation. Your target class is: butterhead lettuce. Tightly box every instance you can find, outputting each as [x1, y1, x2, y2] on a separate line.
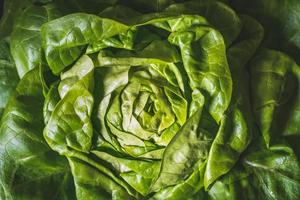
[0, 0, 299, 199]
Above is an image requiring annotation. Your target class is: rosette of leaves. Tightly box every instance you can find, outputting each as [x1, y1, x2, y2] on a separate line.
[40, 2, 257, 198]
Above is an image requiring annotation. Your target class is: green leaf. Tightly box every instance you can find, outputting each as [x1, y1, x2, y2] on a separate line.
[0, 0, 42, 38]
[11, 4, 61, 77]
[203, 15, 264, 188]
[53, 0, 118, 15]
[44, 55, 94, 154]
[169, 25, 232, 122]
[164, 0, 242, 46]
[118, 0, 172, 13]
[207, 165, 257, 200]
[41, 13, 129, 74]
[250, 49, 300, 146]
[67, 157, 135, 200]
[151, 109, 215, 192]
[150, 161, 206, 200]
[244, 144, 300, 200]
[0, 38, 19, 117]
[92, 145, 160, 196]
[43, 81, 60, 124]
[230, 0, 300, 64]
[0, 68, 75, 200]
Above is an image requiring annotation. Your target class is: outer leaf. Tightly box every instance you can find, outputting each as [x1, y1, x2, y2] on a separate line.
[250, 49, 300, 146]
[207, 165, 257, 200]
[92, 145, 160, 196]
[169, 26, 232, 122]
[53, 0, 118, 15]
[41, 13, 129, 74]
[244, 144, 300, 200]
[203, 15, 264, 188]
[0, 0, 48, 38]
[0, 68, 75, 200]
[0, 38, 19, 117]
[164, 0, 242, 46]
[118, 0, 172, 13]
[67, 157, 135, 200]
[11, 4, 61, 77]
[150, 161, 206, 200]
[230, 0, 300, 64]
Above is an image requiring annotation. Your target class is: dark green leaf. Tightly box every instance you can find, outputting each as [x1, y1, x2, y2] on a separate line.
[0, 68, 75, 200]
[0, 38, 19, 117]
